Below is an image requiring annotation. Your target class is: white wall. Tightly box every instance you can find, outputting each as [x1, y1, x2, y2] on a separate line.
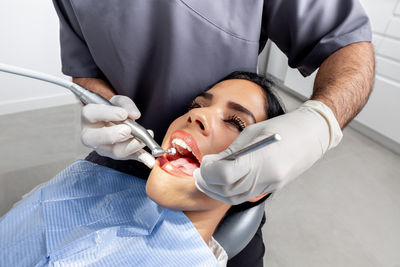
[265, 0, 400, 148]
[0, 1, 77, 115]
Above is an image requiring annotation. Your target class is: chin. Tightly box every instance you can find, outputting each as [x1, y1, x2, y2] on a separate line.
[145, 165, 224, 211]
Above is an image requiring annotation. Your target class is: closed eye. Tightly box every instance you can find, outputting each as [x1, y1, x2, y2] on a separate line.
[188, 100, 203, 110]
[225, 114, 246, 132]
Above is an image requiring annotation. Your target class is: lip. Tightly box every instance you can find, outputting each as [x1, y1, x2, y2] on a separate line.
[168, 130, 202, 162]
[156, 129, 202, 177]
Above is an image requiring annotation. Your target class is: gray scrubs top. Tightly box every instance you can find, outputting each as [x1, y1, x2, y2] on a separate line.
[53, 0, 371, 176]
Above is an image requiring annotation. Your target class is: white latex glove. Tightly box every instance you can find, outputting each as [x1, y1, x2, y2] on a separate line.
[194, 100, 343, 205]
[81, 95, 155, 168]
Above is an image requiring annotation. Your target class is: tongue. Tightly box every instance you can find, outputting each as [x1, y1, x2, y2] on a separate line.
[170, 157, 200, 176]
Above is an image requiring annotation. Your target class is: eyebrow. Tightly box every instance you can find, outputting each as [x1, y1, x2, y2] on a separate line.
[197, 91, 257, 123]
[227, 102, 256, 123]
[197, 92, 213, 100]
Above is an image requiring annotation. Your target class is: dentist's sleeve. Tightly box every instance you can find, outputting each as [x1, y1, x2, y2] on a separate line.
[261, 0, 372, 76]
[52, 0, 103, 78]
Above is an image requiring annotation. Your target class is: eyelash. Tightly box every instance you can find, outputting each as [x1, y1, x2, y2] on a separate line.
[188, 100, 246, 132]
[227, 114, 246, 132]
[188, 101, 202, 110]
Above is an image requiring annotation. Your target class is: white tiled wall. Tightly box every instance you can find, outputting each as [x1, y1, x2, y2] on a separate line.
[359, 0, 400, 144]
[386, 18, 400, 38]
[265, 0, 400, 148]
[362, 0, 398, 33]
[377, 37, 400, 61]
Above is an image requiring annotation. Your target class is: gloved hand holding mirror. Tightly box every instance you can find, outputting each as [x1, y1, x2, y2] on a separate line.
[194, 99, 343, 205]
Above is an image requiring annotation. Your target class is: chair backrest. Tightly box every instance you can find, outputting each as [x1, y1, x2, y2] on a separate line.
[213, 201, 265, 259]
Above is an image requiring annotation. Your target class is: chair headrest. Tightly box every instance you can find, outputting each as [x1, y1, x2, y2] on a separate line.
[213, 201, 265, 259]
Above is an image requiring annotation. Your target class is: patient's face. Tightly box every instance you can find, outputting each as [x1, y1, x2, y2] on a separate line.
[146, 79, 266, 210]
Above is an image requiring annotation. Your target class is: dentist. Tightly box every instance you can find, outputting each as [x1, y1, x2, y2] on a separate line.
[52, 0, 375, 266]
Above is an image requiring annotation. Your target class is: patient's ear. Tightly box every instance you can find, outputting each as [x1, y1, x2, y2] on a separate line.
[248, 193, 269, 202]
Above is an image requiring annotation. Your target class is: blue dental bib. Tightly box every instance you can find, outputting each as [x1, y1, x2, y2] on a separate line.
[0, 160, 218, 266]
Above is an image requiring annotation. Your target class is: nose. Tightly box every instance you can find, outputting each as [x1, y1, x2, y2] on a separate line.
[187, 109, 211, 136]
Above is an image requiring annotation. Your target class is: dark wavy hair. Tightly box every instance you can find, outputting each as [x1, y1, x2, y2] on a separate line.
[218, 71, 285, 121]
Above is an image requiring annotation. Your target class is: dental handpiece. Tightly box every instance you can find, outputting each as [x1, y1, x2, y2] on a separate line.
[85, 94, 176, 157]
[221, 133, 281, 160]
[0, 63, 175, 157]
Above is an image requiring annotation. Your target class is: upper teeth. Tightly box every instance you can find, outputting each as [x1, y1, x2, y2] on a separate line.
[171, 138, 192, 153]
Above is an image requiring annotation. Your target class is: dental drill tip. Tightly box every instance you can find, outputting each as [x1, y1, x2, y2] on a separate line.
[151, 148, 166, 157]
[167, 148, 177, 155]
[151, 147, 176, 157]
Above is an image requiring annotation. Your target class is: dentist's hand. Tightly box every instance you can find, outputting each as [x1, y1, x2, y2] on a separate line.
[81, 95, 155, 168]
[194, 100, 343, 205]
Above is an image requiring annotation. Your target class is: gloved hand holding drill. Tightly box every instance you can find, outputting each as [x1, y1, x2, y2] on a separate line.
[81, 95, 155, 168]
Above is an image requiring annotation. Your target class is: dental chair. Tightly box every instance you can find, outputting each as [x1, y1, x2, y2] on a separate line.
[214, 200, 266, 259]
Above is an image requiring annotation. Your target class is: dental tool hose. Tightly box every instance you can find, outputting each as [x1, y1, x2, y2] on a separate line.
[0, 62, 175, 157]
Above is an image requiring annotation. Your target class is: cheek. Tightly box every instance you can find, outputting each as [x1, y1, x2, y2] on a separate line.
[161, 116, 186, 147]
[205, 125, 239, 155]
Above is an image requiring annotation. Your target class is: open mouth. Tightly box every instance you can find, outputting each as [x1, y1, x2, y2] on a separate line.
[157, 130, 201, 177]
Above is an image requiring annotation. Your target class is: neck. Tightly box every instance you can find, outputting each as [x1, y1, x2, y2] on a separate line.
[184, 204, 231, 244]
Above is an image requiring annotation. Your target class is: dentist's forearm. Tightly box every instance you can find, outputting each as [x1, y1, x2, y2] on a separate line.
[73, 77, 116, 100]
[312, 42, 375, 128]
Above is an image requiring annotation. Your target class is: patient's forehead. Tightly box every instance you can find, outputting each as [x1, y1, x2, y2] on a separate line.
[205, 79, 267, 122]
